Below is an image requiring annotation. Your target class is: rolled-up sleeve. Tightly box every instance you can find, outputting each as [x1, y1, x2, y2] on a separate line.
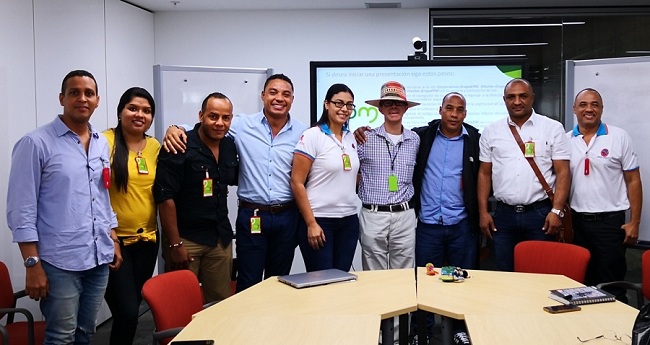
[153, 148, 185, 204]
[7, 136, 42, 243]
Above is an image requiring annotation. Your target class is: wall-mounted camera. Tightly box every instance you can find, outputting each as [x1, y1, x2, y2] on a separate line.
[408, 36, 428, 61]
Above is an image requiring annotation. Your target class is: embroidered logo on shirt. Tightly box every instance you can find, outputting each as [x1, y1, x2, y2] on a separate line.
[601, 148, 609, 157]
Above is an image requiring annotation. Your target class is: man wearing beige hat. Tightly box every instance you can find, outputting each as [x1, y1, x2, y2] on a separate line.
[357, 81, 421, 272]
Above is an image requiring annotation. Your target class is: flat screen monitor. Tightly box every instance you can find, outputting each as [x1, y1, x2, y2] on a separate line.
[310, 59, 528, 132]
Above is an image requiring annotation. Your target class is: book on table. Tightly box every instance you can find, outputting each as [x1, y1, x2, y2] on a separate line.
[549, 286, 616, 305]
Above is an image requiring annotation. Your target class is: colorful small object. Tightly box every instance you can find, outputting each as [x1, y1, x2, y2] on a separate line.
[426, 263, 437, 275]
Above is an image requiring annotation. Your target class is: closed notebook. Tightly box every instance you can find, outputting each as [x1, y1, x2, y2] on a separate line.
[278, 269, 357, 289]
[549, 286, 616, 305]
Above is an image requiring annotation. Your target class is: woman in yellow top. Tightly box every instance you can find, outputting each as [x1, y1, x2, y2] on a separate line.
[103, 87, 160, 345]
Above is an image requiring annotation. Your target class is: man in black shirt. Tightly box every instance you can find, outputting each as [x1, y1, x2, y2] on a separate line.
[154, 92, 238, 303]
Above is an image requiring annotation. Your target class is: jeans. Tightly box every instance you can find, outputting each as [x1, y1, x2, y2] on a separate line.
[573, 210, 627, 301]
[298, 214, 360, 272]
[104, 240, 158, 345]
[41, 261, 109, 345]
[415, 218, 477, 269]
[492, 201, 554, 271]
[235, 207, 300, 292]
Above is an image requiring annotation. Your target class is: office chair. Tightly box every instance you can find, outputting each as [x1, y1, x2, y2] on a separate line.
[514, 240, 591, 283]
[142, 270, 214, 345]
[0, 260, 46, 345]
[598, 250, 650, 309]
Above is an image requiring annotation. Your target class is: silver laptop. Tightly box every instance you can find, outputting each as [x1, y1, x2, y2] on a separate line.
[278, 269, 357, 289]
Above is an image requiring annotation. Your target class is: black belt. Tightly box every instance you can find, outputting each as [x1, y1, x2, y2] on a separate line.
[362, 201, 414, 213]
[239, 200, 296, 213]
[497, 199, 551, 213]
[575, 210, 625, 221]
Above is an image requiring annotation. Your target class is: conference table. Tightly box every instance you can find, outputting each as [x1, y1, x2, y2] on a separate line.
[416, 267, 639, 344]
[172, 268, 417, 344]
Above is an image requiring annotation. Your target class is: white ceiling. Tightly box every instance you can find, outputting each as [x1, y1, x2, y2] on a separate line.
[126, 0, 649, 12]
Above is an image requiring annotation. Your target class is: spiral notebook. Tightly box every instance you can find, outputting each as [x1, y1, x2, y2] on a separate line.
[278, 269, 357, 289]
[549, 286, 616, 305]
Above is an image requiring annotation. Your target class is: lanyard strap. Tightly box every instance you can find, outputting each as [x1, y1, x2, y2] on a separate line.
[384, 139, 402, 171]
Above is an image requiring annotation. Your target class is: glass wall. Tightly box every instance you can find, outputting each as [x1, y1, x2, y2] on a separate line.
[429, 8, 650, 123]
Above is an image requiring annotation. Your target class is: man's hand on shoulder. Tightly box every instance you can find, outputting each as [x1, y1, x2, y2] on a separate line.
[163, 125, 187, 154]
[353, 126, 371, 144]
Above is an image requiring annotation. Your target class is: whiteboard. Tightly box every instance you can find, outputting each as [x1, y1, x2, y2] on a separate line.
[153, 65, 272, 235]
[565, 56, 650, 242]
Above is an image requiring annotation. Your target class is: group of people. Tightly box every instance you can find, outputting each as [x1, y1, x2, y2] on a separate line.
[5, 69, 642, 345]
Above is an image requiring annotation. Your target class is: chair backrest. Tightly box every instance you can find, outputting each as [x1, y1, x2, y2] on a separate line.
[514, 240, 591, 283]
[0, 261, 16, 314]
[141, 270, 204, 345]
[642, 250, 650, 301]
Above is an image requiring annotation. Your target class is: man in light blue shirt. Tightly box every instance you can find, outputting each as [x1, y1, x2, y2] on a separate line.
[7, 70, 121, 345]
[164, 74, 308, 292]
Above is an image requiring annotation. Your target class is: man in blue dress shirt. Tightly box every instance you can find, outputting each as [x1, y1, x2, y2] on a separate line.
[7, 70, 122, 344]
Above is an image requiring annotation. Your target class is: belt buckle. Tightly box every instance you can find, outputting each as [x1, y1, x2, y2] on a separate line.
[514, 205, 525, 213]
[389, 204, 396, 212]
[270, 204, 283, 212]
[583, 213, 598, 221]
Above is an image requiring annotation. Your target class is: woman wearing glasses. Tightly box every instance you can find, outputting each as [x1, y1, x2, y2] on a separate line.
[291, 83, 360, 272]
[103, 87, 160, 345]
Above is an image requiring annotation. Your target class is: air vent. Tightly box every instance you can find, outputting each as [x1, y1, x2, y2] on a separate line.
[365, 2, 402, 8]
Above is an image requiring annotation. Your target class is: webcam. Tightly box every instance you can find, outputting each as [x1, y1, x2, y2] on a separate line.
[412, 37, 425, 50]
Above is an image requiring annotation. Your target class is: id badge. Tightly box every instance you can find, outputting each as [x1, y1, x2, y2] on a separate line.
[135, 156, 149, 174]
[342, 153, 352, 171]
[250, 208, 261, 234]
[388, 174, 398, 192]
[524, 141, 535, 158]
[203, 178, 213, 197]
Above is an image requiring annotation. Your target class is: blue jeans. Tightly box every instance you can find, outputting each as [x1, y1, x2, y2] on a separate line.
[298, 215, 360, 272]
[492, 201, 554, 271]
[41, 261, 109, 345]
[415, 218, 477, 269]
[235, 207, 300, 292]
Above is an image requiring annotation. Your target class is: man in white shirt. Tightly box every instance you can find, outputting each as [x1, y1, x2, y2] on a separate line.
[568, 88, 642, 301]
[478, 78, 570, 271]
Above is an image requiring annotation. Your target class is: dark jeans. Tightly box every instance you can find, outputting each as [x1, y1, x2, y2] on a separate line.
[573, 210, 627, 301]
[104, 239, 158, 345]
[298, 214, 360, 272]
[492, 200, 554, 271]
[415, 218, 477, 269]
[235, 207, 300, 292]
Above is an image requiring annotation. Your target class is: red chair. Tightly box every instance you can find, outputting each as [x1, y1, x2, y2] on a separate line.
[0, 260, 46, 345]
[514, 240, 591, 283]
[598, 250, 650, 308]
[141, 270, 213, 345]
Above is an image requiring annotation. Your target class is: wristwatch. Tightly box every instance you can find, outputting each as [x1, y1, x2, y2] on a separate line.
[550, 208, 565, 219]
[24, 256, 40, 268]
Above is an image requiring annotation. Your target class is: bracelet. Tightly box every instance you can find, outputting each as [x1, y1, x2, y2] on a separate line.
[169, 241, 183, 248]
[169, 124, 180, 130]
[112, 238, 120, 244]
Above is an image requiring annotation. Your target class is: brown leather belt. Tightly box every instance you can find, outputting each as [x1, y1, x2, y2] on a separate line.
[239, 200, 296, 213]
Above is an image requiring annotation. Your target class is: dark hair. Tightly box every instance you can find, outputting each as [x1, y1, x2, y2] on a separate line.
[503, 78, 533, 95]
[112, 87, 155, 193]
[263, 74, 294, 92]
[61, 70, 98, 94]
[201, 92, 231, 113]
[574, 88, 602, 104]
[315, 84, 354, 127]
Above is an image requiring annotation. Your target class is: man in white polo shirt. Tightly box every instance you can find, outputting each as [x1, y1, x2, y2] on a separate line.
[478, 78, 571, 272]
[568, 88, 642, 302]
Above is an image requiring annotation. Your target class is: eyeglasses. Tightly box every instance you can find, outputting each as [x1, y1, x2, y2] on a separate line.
[379, 100, 408, 108]
[328, 100, 356, 110]
[577, 330, 631, 344]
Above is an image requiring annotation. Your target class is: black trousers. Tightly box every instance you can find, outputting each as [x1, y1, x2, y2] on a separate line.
[104, 239, 159, 345]
[572, 210, 627, 301]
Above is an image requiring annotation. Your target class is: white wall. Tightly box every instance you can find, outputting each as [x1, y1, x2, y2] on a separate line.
[154, 9, 430, 126]
[153, 8, 429, 272]
[0, 0, 154, 322]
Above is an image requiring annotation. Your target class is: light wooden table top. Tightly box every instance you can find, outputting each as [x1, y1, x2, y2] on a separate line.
[416, 267, 639, 345]
[195, 268, 417, 320]
[172, 314, 381, 345]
